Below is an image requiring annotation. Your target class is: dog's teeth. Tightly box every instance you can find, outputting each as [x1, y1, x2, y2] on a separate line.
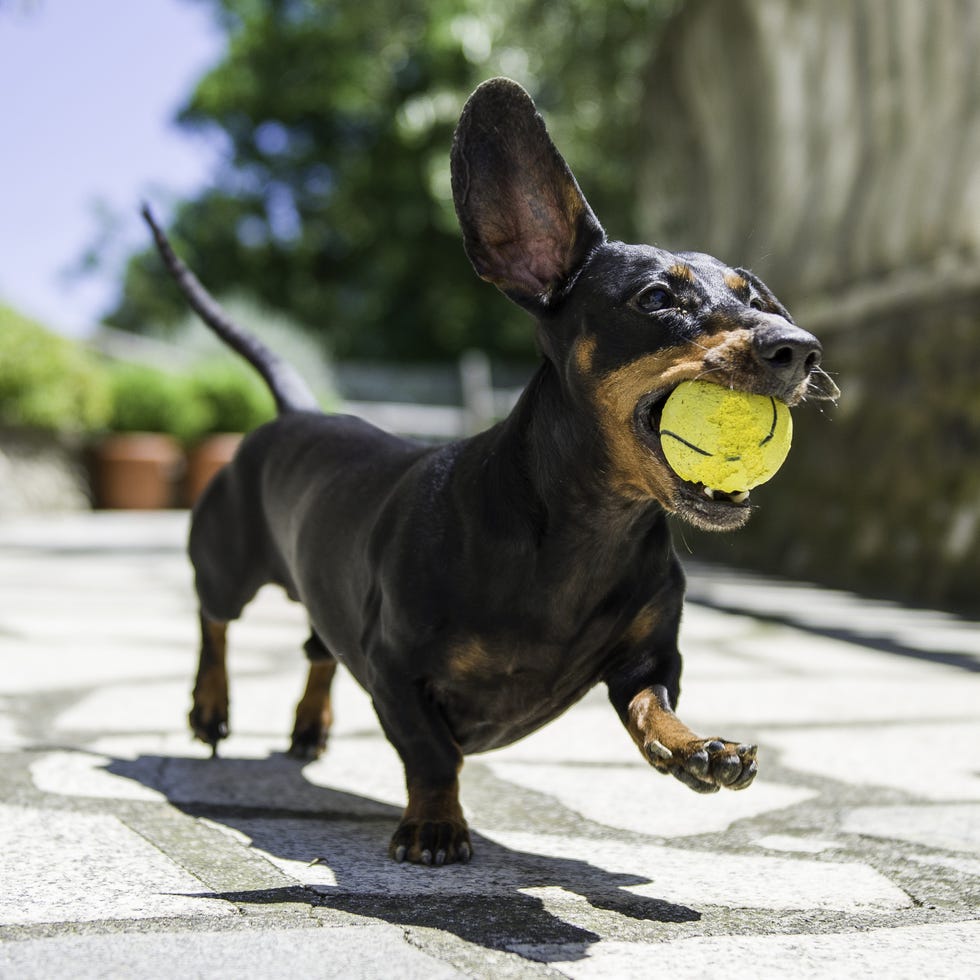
[731, 491, 749, 504]
[703, 487, 716, 499]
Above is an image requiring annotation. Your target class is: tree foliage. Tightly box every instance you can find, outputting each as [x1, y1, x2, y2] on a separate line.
[108, 0, 679, 361]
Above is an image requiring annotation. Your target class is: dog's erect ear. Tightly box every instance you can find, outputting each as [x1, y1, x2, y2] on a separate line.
[451, 78, 605, 312]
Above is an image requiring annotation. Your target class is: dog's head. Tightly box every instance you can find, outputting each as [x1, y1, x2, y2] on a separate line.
[451, 79, 837, 531]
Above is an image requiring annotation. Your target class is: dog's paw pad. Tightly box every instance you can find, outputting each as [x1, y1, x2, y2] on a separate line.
[673, 767, 720, 794]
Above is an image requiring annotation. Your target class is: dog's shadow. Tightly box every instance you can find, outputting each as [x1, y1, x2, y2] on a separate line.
[104, 751, 698, 960]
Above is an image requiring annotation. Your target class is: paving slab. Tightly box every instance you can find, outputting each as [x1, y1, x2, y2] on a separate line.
[840, 803, 980, 853]
[1, 512, 978, 978]
[482, 759, 818, 837]
[0, 925, 467, 980]
[762, 721, 980, 800]
[0, 805, 233, 925]
[513, 921, 980, 980]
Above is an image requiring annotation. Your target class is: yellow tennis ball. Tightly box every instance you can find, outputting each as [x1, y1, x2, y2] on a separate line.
[659, 380, 793, 492]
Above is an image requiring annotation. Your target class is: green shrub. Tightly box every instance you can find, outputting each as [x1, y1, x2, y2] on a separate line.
[0, 305, 110, 432]
[106, 363, 208, 444]
[189, 360, 275, 437]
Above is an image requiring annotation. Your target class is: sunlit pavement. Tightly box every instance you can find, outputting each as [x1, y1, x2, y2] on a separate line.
[1, 512, 978, 979]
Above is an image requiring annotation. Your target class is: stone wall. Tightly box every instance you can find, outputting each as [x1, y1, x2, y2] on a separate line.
[0, 429, 92, 517]
[639, 0, 980, 613]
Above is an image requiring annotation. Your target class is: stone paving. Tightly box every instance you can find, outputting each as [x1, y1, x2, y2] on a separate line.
[0, 511, 978, 978]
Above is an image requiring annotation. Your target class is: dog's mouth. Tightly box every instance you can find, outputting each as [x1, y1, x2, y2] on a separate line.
[635, 389, 753, 531]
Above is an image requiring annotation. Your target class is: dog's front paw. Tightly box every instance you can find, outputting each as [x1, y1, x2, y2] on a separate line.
[389, 818, 472, 866]
[645, 737, 757, 793]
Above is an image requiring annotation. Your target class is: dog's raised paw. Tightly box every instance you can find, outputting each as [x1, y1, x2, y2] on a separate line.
[648, 737, 758, 792]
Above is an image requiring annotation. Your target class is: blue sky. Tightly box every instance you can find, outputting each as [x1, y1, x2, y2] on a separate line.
[0, 0, 225, 336]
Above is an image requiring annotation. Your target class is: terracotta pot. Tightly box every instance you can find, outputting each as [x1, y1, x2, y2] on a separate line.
[94, 432, 183, 510]
[184, 433, 243, 506]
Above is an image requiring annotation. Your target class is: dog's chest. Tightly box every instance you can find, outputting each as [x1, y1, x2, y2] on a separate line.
[431, 633, 614, 754]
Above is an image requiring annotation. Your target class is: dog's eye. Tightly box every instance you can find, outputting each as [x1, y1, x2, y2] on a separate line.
[634, 286, 675, 314]
[749, 297, 766, 311]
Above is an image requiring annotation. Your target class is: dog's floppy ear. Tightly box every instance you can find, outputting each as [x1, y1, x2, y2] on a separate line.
[451, 78, 605, 313]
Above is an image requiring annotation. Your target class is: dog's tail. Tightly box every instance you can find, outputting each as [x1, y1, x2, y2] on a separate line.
[141, 204, 320, 415]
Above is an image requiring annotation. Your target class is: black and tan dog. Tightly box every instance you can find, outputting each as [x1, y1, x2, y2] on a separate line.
[144, 78, 835, 866]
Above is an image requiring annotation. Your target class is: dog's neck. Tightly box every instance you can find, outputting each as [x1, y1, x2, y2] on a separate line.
[460, 358, 672, 573]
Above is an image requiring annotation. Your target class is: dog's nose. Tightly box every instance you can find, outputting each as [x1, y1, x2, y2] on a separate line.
[752, 321, 822, 386]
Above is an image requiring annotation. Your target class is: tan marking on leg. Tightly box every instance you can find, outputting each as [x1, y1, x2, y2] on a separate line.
[203, 618, 228, 656]
[290, 659, 338, 759]
[627, 685, 702, 765]
[190, 617, 229, 750]
[403, 777, 465, 825]
[627, 685, 759, 792]
[390, 774, 472, 865]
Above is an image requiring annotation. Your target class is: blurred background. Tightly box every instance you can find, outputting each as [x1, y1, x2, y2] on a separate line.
[1, 0, 978, 614]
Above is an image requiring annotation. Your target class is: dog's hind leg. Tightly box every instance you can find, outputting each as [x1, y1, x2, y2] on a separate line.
[289, 632, 338, 759]
[190, 613, 230, 755]
[187, 475, 268, 754]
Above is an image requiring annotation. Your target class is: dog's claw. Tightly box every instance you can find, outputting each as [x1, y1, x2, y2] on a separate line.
[737, 743, 758, 761]
[706, 739, 726, 753]
[389, 818, 472, 866]
[731, 759, 758, 790]
[646, 739, 673, 762]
